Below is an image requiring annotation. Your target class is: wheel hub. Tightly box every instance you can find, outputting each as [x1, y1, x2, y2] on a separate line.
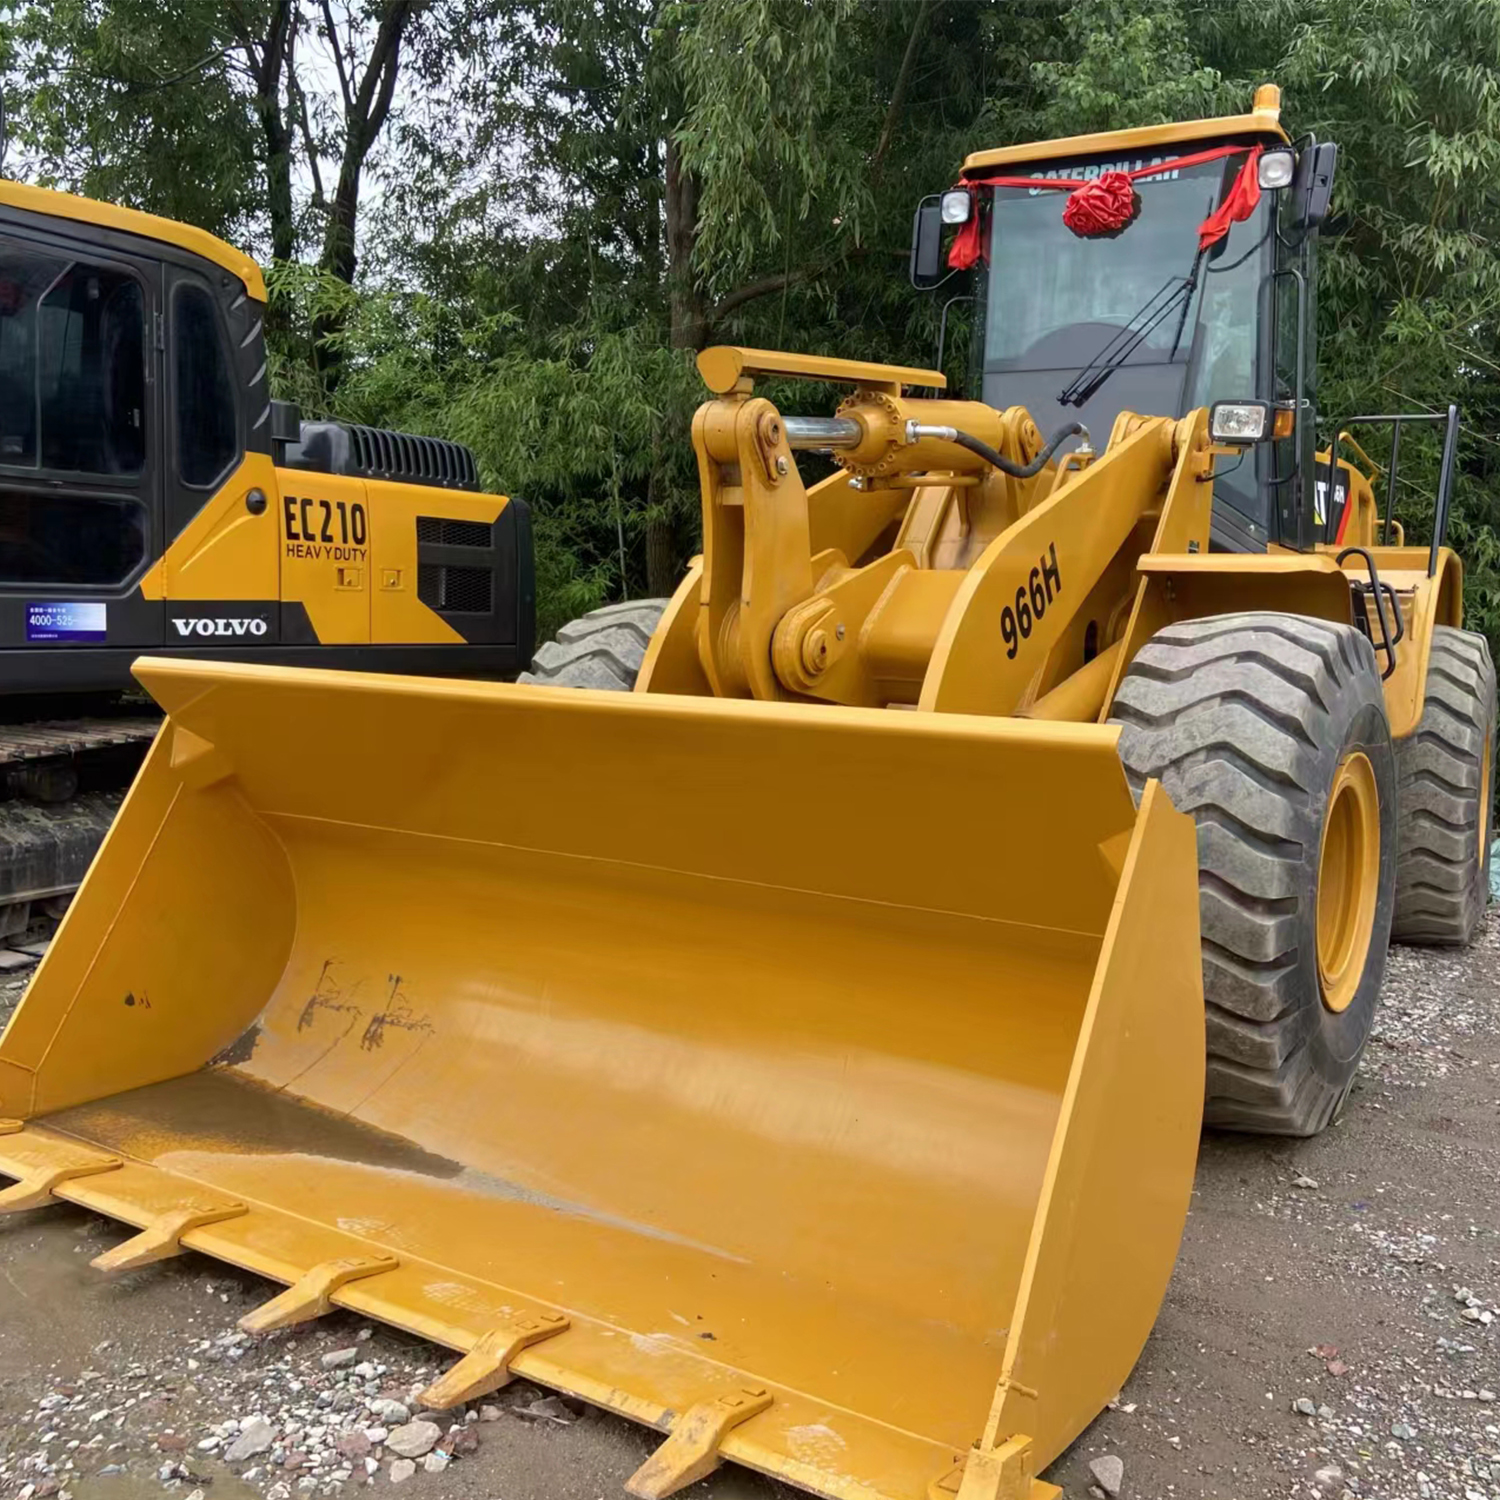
[1317, 750, 1381, 1014]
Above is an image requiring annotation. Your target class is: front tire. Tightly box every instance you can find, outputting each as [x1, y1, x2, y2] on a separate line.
[1110, 613, 1397, 1137]
[1390, 626, 1496, 944]
[518, 600, 669, 691]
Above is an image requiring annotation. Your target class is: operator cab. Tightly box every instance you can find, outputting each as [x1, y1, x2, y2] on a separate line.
[912, 85, 1337, 553]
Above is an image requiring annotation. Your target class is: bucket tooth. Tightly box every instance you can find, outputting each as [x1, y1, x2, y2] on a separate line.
[949, 1437, 1055, 1500]
[626, 1387, 773, 1500]
[92, 1200, 249, 1273]
[0, 1156, 121, 1213]
[239, 1254, 399, 1334]
[418, 1311, 571, 1408]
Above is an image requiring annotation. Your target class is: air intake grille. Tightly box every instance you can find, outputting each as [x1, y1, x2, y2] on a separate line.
[346, 425, 480, 490]
[416, 517, 493, 548]
[418, 564, 493, 614]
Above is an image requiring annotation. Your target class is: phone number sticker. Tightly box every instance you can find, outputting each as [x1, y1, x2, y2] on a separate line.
[27, 602, 106, 642]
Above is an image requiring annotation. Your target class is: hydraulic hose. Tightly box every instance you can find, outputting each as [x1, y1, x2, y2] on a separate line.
[906, 419, 1089, 478]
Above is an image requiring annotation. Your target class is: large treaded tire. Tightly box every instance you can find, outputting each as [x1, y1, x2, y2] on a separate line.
[518, 600, 669, 691]
[1110, 613, 1397, 1137]
[1390, 626, 1497, 945]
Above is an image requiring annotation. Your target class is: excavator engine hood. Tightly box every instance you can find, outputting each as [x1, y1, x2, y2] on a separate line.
[0, 659, 1203, 1500]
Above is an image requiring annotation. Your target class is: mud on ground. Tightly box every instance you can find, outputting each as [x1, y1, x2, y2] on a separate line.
[1, 919, 1497, 1500]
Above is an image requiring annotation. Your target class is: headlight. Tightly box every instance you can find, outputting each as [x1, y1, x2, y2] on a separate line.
[1210, 400, 1272, 444]
[1257, 149, 1295, 190]
[940, 189, 972, 225]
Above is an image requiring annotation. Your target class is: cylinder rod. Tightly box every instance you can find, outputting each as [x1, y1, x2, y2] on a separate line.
[783, 416, 863, 451]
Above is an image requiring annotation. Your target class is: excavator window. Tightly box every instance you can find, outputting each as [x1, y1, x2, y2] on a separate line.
[173, 281, 236, 488]
[0, 243, 146, 478]
[0, 488, 148, 587]
[0, 239, 150, 587]
[0, 244, 54, 466]
[39, 264, 146, 476]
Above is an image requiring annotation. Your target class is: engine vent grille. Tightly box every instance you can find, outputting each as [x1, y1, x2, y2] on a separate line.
[418, 564, 493, 614]
[346, 425, 479, 490]
[416, 517, 493, 548]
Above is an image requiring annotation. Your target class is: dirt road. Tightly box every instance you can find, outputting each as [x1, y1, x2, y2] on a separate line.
[1, 920, 1497, 1500]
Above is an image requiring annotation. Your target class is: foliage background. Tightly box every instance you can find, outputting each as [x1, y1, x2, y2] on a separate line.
[4, 0, 1499, 645]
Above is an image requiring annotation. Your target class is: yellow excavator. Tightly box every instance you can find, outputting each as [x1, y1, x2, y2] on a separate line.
[0, 178, 533, 939]
[0, 86, 1493, 1500]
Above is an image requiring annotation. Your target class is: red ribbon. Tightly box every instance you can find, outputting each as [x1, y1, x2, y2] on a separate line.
[947, 142, 1264, 268]
[1195, 145, 1263, 250]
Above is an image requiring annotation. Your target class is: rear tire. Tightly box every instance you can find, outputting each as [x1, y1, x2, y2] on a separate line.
[1110, 613, 1397, 1137]
[1390, 626, 1496, 945]
[518, 600, 669, 691]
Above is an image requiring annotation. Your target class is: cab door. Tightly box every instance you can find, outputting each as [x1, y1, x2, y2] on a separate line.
[0, 216, 165, 664]
[160, 261, 281, 644]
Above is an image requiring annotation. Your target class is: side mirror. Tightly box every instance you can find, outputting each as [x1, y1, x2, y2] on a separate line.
[1291, 142, 1337, 229]
[909, 197, 945, 289]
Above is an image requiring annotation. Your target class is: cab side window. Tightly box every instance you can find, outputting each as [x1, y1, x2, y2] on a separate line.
[174, 282, 237, 487]
[0, 246, 53, 466]
[0, 239, 150, 587]
[0, 244, 146, 477]
[41, 266, 146, 475]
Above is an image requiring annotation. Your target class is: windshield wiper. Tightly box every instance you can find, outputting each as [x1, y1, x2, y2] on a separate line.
[1058, 250, 1205, 409]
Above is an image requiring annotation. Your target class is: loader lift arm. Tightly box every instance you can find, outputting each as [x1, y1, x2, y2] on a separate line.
[645, 347, 1215, 722]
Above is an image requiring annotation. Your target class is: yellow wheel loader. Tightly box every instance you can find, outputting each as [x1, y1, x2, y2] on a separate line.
[1, 85, 1495, 1500]
[0, 179, 533, 938]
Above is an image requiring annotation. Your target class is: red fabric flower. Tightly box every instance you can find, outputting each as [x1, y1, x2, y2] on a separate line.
[1061, 172, 1138, 236]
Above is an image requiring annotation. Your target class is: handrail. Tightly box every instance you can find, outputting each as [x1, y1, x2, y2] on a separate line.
[1318, 407, 1461, 575]
[1335, 545, 1405, 680]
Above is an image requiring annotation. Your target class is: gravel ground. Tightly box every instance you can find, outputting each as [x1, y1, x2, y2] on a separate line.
[1, 913, 1497, 1500]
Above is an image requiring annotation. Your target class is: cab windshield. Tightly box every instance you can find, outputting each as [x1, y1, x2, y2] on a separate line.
[971, 150, 1274, 544]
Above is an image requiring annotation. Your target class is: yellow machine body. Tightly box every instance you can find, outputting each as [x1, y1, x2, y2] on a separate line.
[649, 348, 1457, 743]
[0, 90, 1472, 1500]
[140, 446, 526, 660]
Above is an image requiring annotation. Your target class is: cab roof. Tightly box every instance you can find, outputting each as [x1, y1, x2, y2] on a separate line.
[0, 178, 266, 302]
[960, 84, 1288, 177]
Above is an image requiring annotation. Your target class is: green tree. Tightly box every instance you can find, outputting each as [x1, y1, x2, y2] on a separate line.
[5, 0, 263, 239]
[7, 0, 457, 388]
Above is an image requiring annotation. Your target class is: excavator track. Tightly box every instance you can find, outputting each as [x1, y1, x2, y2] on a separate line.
[0, 713, 161, 944]
[0, 717, 162, 768]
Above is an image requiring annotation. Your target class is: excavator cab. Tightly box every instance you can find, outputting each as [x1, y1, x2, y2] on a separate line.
[912, 85, 1338, 554]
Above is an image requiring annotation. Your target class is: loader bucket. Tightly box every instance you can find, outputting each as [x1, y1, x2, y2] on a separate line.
[0, 660, 1203, 1500]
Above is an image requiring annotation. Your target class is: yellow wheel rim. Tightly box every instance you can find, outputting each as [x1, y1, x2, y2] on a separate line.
[1317, 750, 1381, 1015]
